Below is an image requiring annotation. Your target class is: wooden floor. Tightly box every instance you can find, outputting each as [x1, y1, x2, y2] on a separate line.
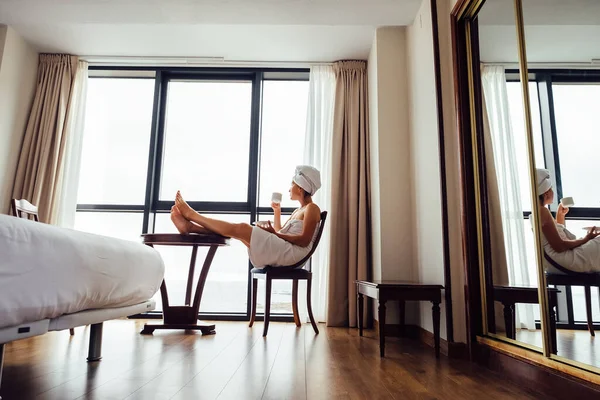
[1, 319, 544, 400]
[517, 329, 600, 369]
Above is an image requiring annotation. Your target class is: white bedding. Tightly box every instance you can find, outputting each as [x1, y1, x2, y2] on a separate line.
[0, 214, 164, 329]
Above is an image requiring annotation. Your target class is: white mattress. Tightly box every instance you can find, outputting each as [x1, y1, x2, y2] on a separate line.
[0, 214, 165, 329]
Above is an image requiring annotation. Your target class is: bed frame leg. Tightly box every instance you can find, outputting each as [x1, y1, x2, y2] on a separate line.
[0, 343, 5, 399]
[87, 323, 103, 362]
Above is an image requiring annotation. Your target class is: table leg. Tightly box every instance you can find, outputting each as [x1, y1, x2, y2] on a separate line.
[378, 301, 386, 357]
[185, 245, 199, 306]
[432, 301, 441, 359]
[357, 292, 364, 337]
[141, 245, 218, 335]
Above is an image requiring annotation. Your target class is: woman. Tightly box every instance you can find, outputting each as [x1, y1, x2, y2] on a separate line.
[537, 168, 600, 272]
[170, 165, 322, 268]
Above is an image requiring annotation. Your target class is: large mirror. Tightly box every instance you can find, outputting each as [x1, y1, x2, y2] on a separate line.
[521, 0, 600, 371]
[477, 0, 543, 351]
[454, 0, 600, 380]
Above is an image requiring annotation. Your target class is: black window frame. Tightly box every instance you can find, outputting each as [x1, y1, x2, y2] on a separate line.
[507, 68, 600, 331]
[76, 66, 310, 321]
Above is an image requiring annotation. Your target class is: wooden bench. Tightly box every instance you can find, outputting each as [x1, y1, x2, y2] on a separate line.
[356, 280, 443, 358]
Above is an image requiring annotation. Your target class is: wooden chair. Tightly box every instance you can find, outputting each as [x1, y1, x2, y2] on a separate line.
[249, 211, 327, 337]
[545, 252, 600, 336]
[11, 199, 75, 336]
[11, 199, 40, 221]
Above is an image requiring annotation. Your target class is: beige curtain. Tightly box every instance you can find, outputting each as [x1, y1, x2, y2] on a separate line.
[11, 54, 87, 224]
[326, 61, 371, 327]
[482, 97, 510, 333]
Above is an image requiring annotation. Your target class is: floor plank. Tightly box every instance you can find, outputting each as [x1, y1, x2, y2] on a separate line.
[0, 319, 554, 400]
[517, 329, 600, 369]
[261, 324, 307, 400]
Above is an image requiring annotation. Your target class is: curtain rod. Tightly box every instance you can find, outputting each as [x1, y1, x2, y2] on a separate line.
[79, 55, 334, 68]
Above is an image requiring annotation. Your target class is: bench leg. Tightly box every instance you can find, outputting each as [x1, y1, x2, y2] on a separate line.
[357, 292, 364, 336]
[0, 343, 4, 399]
[585, 286, 595, 337]
[399, 300, 406, 337]
[503, 303, 515, 340]
[550, 305, 558, 354]
[378, 301, 386, 357]
[87, 323, 103, 362]
[432, 302, 441, 359]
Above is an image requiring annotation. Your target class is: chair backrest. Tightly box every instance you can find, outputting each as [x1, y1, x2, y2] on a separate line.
[287, 211, 328, 271]
[11, 199, 40, 222]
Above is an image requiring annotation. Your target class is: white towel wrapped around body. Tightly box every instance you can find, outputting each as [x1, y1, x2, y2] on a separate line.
[248, 219, 318, 268]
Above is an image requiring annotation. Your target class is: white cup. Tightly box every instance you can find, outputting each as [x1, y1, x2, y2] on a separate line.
[561, 196, 575, 207]
[271, 192, 282, 204]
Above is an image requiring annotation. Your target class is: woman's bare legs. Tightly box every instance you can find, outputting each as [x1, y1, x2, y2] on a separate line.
[175, 191, 252, 247]
[170, 206, 211, 234]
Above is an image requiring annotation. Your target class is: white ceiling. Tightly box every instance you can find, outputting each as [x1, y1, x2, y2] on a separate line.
[0, 0, 422, 62]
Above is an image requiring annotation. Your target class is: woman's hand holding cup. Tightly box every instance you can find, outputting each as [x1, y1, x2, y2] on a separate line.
[271, 192, 282, 213]
[271, 201, 281, 213]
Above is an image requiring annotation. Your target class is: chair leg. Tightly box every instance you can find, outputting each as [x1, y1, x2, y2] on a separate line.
[263, 277, 272, 337]
[307, 274, 319, 334]
[249, 277, 258, 327]
[585, 286, 595, 337]
[292, 279, 301, 327]
[69, 328, 75, 336]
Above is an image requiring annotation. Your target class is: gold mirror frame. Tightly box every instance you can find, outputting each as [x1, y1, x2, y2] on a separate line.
[452, 0, 600, 381]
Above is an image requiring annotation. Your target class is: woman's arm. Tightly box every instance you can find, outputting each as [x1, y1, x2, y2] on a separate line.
[540, 206, 598, 253]
[261, 204, 321, 247]
[272, 202, 282, 231]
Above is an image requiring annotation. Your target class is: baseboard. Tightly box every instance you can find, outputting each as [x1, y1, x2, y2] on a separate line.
[373, 321, 468, 359]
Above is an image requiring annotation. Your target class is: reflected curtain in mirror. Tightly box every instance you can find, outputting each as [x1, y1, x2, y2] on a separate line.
[481, 65, 535, 330]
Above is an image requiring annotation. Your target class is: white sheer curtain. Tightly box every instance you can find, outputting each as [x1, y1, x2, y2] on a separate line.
[55, 60, 89, 228]
[298, 65, 336, 322]
[482, 65, 535, 330]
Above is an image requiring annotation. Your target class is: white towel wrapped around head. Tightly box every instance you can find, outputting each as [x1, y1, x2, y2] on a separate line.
[536, 168, 552, 194]
[293, 165, 321, 196]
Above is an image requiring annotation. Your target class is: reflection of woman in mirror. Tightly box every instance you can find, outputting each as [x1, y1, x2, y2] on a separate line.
[538, 169, 600, 272]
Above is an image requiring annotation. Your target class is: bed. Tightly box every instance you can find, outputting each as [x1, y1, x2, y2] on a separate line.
[0, 214, 165, 397]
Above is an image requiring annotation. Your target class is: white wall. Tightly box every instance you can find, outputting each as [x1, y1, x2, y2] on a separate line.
[368, 26, 415, 324]
[0, 25, 38, 214]
[367, 0, 468, 343]
[368, 36, 382, 284]
[407, 0, 447, 340]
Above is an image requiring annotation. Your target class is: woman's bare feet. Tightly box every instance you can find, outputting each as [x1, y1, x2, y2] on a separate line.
[175, 191, 196, 220]
[170, 206, 193, 234]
